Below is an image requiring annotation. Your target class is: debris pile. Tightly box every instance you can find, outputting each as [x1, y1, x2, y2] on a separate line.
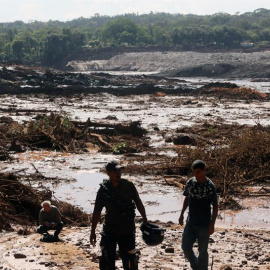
[123, 123, 270, 201]
[0, 172, 90, 231]
[196, 82, 267, 100]
[0, 113, 147, 153]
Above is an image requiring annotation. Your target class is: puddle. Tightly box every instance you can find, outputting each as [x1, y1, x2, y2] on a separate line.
[43, 170, 270, 229]
[3, 151, 269, 229]
[50, 170, 105, 210]
[46, 171, 184, 222]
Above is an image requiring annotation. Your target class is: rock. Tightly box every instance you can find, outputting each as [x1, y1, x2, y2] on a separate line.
[14, 253, 27, 259]
[172, 133, 196, 145]
[154, 91, 166, 97]
[219, 265, 233, 270]
[165, 247, 174, 253]
[209, 238, 215, 243]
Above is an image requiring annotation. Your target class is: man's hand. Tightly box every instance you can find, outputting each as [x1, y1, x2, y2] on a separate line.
[90, 231, 96, 246]
[142, 217, 148, 224]
[51, 222, 57, 228]
[178, 214, 184, 226]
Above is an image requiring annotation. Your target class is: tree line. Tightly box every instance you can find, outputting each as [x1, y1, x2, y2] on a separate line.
[1, 8, 270, 65]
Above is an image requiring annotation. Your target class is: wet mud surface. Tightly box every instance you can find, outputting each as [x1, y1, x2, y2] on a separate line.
[0, 63, 270, 269]
[0, 224, 269, 270]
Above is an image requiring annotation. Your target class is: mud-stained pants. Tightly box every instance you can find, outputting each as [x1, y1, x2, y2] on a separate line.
[99, 231, 138, 270]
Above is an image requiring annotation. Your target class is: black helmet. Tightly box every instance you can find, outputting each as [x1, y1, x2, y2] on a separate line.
[140, 222, 165, 246]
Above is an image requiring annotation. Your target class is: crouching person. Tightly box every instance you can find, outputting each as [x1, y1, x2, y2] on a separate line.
[90, 160, 148, 270]
[37, 200, 64, 241]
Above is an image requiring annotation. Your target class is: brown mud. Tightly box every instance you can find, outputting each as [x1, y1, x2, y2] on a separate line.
[0, 62, 270, 269]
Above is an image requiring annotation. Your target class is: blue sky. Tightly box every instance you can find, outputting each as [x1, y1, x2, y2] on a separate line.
[1, 0, 270, 22]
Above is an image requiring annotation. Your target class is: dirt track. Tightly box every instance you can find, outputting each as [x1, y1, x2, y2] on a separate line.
[1, 224, 269, 270]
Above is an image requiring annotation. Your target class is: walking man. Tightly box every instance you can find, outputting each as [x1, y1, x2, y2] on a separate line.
[179, 160, 218, 270]
[90, 160, 148, 270]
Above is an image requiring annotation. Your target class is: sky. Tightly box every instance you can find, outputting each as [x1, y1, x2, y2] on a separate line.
[1, 0, 270, 23]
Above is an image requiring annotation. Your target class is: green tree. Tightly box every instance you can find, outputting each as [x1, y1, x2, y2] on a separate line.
[12, 40, 24, 60]
[101, 18, 138, 44]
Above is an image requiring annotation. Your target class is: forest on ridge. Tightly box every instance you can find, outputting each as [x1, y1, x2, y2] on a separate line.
[1, 8, 270, 65]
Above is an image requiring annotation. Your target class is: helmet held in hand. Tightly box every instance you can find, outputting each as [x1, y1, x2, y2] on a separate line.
[140, 222, 165, 246]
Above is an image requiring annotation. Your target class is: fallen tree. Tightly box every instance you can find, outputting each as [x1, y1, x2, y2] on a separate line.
[0, 113, 148, 153]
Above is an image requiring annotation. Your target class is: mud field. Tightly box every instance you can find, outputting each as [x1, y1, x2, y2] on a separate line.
[67, 50, 270, 79]
[0, 60, 270, 269]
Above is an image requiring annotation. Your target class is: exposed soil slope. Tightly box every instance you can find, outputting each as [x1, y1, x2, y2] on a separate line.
[67, 50, 270, 79]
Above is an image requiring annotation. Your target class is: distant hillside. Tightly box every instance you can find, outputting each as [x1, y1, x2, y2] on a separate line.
[1, 9, 270, 66]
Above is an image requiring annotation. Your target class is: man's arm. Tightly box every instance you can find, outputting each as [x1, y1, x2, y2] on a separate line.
[178, 196, 189, 225]
[208, 204, 218, 235]
[135, 199, 147, 223]
[39, 210, 45, 226]
[90, 209, 101, 246]
[53, 207, 61, 225]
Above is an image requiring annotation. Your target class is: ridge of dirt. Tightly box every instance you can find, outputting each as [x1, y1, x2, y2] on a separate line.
[67, 51, 270, 79]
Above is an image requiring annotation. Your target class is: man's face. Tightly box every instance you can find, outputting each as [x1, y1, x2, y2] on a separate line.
[43, 204, 51, 212]
[192, 168, 206, 181]
[107, 168, 122, 181]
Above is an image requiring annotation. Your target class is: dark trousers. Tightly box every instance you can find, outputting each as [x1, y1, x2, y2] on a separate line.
[182, 222, 209, 270]
[37, 222, 64, 237]
[99, 231, 138, 270]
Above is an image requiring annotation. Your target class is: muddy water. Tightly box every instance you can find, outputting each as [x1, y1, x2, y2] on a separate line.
[2, 150, 269, 229]
[1, 90, 270, 230]
[80, 70, 270, 93]
[48, 171, 183, 222]
[51, 170, 270, 229]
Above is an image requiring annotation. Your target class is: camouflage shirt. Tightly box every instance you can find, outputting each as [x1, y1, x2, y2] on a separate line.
[183, 177, 218, 226]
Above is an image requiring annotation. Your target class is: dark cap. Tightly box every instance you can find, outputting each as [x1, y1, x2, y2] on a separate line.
[191, 160, 206, 170]
[105, 160, 124, 171]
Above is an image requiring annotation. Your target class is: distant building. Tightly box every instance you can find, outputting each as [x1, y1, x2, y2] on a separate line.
[241, 42, 254, 48]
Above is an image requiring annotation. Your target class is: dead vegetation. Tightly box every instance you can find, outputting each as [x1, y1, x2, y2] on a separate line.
[175, 124, 270, 196]
[194, 82, 268, 100]
[124, 123, 270, 209]
[0, 113, 147, 154]
[0, 171, 90, 232]
[0, 113, 149, 229]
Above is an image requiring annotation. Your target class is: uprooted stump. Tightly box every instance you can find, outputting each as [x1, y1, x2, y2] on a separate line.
[0, 172, 90, 231]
